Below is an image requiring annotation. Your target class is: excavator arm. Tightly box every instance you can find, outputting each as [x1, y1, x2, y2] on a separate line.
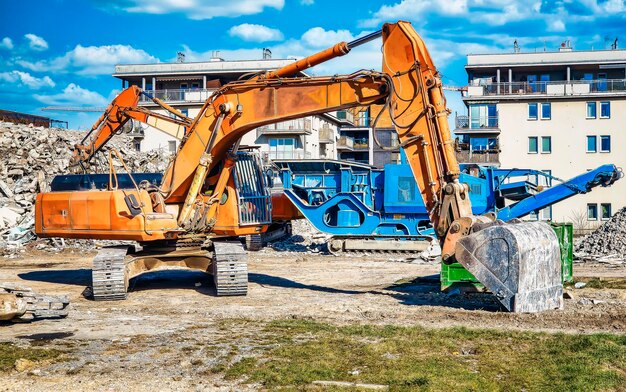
[70, 86, 192, 168]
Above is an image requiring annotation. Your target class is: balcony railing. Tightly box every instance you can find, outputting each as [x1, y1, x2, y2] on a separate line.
[455, 115, 499, 130]
[353, 137, 369, 149]
[319, 128, 334, 143]
[265, 151, 312, 161]
[337, 135, 354, 149]
[467, 79, 626, 97]
[256, 119, 312, 137]
[456, 149, 500, 164]
[336, 110, 355, 124]
[141, 88, 214, 103]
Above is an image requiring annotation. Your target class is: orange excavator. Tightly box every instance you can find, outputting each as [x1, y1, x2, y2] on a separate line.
[35, 21, 563, 312]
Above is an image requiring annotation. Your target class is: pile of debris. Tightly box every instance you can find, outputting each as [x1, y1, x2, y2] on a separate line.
[575, 206, 626, 263]
[267, 219, 330, 253]
[0, 121, 171, 255]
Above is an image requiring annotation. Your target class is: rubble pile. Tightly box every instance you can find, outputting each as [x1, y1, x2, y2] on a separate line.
[0, 121, 171, 254]
[267, 219, 330, 253]
[575, 206, 626, 263]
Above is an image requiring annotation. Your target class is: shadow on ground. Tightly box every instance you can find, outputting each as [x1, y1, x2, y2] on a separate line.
[17, 268, 501, 311]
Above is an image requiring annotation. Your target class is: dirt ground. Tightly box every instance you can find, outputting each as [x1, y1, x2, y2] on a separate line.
[1, 249, 625, 390]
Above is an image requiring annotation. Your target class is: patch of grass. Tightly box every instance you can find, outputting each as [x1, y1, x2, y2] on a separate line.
[217, 320, 626, 391]
[0, 343, 64, 372]
[567, 278, 626, 290]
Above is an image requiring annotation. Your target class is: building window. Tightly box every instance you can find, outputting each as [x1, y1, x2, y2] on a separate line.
[528, 137, 538, 153]
[541, 136, 551, 153]
[469, 104, 497, 128]
[587, 204, 598, 220]
[540, 103, 551, 120]
[180, 108, 189, 117]
[168, 140, 177, 153]
[470, 137, 497, 151]
[542, 169, 552, 187]
[133, 142, 141, 151]
[601, 203, 612, 220]
[540, 206, 552, 220]
[269, 138, 296, 159]
[586, 135, 597, 153]
[586, 102, 596, 118]
[529, 207, 551, 221]
[528, 103, 538, 120]
[600, 135, 611, 152]
[600, 102, 610, 118]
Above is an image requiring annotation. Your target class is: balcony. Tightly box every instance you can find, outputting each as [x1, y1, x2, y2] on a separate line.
[337, 135, 354, 150]
[336, 110, 355, 125]
[353, 137, 369, 150]
[256, 119, 312, 137]
[319, 127, 334, 144]
[456, 143, 500, 165]
[466, 79, 626, 98]
[140, 88, 214, 103]
[454, 115, 500, 134]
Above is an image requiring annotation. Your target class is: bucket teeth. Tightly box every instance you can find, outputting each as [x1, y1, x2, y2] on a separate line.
[455, 221, 563, 313]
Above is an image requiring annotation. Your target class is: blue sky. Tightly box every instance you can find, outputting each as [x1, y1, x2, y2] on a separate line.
[1, 0, 625, 129]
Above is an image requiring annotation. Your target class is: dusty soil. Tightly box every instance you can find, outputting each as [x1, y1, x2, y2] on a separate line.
[0, 249, 624, 390]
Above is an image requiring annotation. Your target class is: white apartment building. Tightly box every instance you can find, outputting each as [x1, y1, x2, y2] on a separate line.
[112, 54, 340, 161]
[456, 44, 626, 229]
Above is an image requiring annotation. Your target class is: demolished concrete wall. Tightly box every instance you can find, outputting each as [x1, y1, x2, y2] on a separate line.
[0, 121, 171, 254]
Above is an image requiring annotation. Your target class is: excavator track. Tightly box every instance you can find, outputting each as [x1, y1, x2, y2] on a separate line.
[92, 246, 129, 301]
[327, 235, 435, 257]
[213, 241, 248, 296]
[0, 283, 69, 322]
[245, 222, 292, 251]
[245, 234, 264, 251]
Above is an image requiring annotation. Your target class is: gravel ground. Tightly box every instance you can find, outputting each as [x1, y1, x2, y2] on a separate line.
[0, 247, 624, 390]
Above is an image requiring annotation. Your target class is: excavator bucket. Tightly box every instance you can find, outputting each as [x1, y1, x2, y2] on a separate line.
[455, 221, 563, 313]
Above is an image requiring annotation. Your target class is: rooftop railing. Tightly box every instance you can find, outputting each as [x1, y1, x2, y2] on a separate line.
[140, 88, 214, 103]
[467, 78, 626, 97]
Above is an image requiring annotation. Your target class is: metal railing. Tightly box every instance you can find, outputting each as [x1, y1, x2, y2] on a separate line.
[468, 78, 626, 97]
[455, 149, 500, 164]
[257, 119, 312, 137]
[455, 115, 499, 129]
[266, 151, 312, 160]
[141, 88, 214, 103]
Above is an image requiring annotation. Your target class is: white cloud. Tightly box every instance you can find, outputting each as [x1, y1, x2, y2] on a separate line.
[0, 70, 55, 89]
[34, 83, 109, 106]
[229, 24, 284, 42]
[547, 19, 566, 32]
[0, 37, 13, 50]
[300, 0, 314, 4]
[24, 33, 48, 51]
[301, 27, 354, 48]
[121, 0, 284, 20]
[361, 0, 468, 27]
[17, 44, 157, 76]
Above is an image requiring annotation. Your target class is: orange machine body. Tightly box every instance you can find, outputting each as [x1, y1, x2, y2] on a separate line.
[35, 189, 178, 241]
